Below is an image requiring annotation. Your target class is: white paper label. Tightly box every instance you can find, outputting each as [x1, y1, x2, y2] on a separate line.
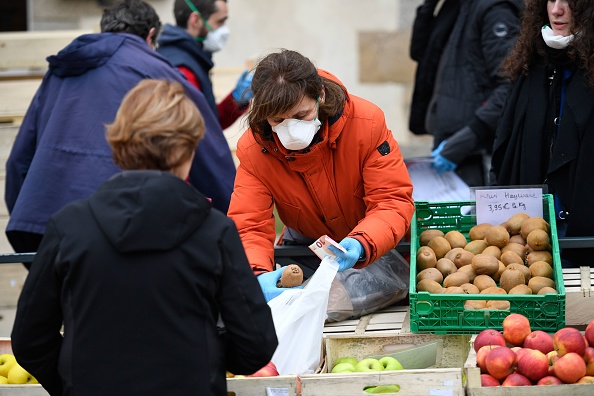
[476, 188, 543, 225]
[266, 387, 289, 396]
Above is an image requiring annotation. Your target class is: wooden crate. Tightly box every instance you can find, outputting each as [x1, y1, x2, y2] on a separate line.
[563, 267, 594, 327]
[300, 332, 470, 396]
[464, 335, 594, 395]
[227, 376, 300, 396]
[323, 305, 408, 336]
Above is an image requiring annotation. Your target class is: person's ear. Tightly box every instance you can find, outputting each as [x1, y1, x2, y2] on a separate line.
[146, 27, 157, 49]
[321, 86, 326, 103]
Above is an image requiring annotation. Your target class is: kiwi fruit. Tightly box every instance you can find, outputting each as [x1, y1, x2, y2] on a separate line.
[419, 229, 445, 246]
[460, 283, 480, 294]
[473, 274, 497, 292]
[446, 248, 475, 268]
[538, 286, 558, 295]
[464, 300, 487, 310]
[520, 217, 550, 239]
[277, 264, 304, 288]
[457, 264, 478, 282]
[471, 254, 499, 276]
[509, 234, 527, 245]
[492, 261, 506, 283]
[530, 261, 553, 279]
[482, 245, 502, 260]
[500, 250, 524, 266]
[444, 230, 468, 249]
[480, 286, 507, 295]
[427, 236, 452, 260]
[444, 286, 466, 294]
[469, 223, 492, 241]
[502, 212, 530, 235]
[443, 272, 470, 288]
[526, 229, 551, 251]
[528, 276, 556, 294]
[499, 268, 525, 293]
[436, 258, 458, 277]
[417, 268, 444, 284]
[416, 246, 437, 271]
[526, 251, 553, 266]
[417, 279, 444, 293]
[486, 300, 511, 310]
[485, 225, 510, 248]
[508, 284, 533, 295]
[506, 263, 531, 282]
[465, 239, 488, 255]
[501, 242, 527, 260]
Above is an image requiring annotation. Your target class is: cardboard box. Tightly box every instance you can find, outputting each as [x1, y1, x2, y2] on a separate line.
[300, 333, 470, 396]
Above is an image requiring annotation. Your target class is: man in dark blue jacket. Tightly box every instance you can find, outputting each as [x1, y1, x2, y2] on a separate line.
[5, 0, 237, 264]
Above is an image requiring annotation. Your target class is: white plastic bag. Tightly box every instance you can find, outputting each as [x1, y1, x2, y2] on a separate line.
[268, 256, 338, 375]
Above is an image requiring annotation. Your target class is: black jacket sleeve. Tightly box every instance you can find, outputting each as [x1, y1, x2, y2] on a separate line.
[410, 0, 440, 61]
[216, 222, 278, 375]
[11, 221, 63, 396]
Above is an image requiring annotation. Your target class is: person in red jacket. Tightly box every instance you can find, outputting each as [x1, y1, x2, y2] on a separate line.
[157, 0, 252, 130]
[227, 49, 415, 303]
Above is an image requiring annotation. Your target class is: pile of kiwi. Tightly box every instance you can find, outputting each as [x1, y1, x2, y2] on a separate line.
[415, 213, 557, 311]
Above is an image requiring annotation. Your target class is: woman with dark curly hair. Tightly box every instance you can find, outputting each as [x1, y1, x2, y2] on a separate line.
[492, 0, 594, 267]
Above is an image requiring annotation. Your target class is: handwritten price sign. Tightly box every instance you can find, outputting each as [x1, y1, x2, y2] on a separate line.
[476, 188, 543, 225]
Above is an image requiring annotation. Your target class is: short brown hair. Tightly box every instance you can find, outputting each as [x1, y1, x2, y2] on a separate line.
[247, 49, 346, 143]
[106, 79, 205, 171]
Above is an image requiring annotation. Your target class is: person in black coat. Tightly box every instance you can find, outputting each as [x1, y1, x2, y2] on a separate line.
[492, 0, 594, 268]
[10, 79, 278, 396]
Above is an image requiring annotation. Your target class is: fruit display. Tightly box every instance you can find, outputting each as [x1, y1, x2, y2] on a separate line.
[472, 314, 594, 387]
[0, 353, 38, 384]
[415, 212, 557, 305]
[330, 356, 403, 373]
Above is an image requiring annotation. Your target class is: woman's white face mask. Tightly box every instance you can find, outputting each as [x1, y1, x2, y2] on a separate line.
[203, 25, 229, 53]
[271, 101, 321, 150]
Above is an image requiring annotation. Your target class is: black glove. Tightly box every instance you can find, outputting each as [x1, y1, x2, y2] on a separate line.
[439, 126, 479, 164]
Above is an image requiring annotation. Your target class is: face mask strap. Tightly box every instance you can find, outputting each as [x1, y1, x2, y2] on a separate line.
[184, 0, 214, 42]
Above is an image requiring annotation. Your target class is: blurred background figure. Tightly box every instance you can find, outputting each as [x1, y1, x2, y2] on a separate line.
[5, 0, 237, 266]
[492, 0, 594, 268]
[227, 49, 414, 309]
[158, 0, 253, 130]
[409, 0, 523, 186]
[11, 79, 277, 396]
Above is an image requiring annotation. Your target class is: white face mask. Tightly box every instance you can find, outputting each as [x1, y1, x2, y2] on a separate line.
[202, 25, 229, 53]
[272, 109, 322, 151]
[541, 25, 574, 49]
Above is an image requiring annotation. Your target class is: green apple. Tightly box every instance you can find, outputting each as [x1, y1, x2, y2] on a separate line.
[7, 364, 38, 384]
[364, 385, 402, 394]
[0, 376, 8, 384]
[331, 362, 356, 373]
[355, 358, 384, 372]
[379, 356, 404, 371]
[334, 356, 359, 368]
[0, 354, 16, 378]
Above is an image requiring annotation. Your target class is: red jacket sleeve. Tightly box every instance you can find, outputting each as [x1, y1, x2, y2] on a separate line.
[218, 92, 248, 130]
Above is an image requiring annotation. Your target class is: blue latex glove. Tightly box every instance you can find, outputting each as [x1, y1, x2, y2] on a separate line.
[232, 70, 254, 104]
[431, 140, 457, 174]
[327, 237, 364, 272]
[257, 267, 302, 302]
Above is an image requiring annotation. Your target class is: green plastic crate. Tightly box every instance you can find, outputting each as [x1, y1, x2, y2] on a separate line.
[409, 194, 566, 334]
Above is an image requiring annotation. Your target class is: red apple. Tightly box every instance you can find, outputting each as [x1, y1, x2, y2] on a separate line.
[476, 345, 501, 374]
[553, 327, 587, 357]
[523, 330, 554, 355]
[553, 352, 587, 384]
[474, 329, 507, 353]
[503, 313, 531, 346]
[547, 351, 559, 375]
[583, 347, 594, 376]
[514, 347, 530, 362]
[585, 320, 594, 347]
[480, 374, 500, 387]
[502, 372, 531, 386]
[577, 376, 594, 384]
[517, 348, 549, 382]
[249, 361, 279, 377]
[537, 375, 563, 386]
[486, 346, 517, 381]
